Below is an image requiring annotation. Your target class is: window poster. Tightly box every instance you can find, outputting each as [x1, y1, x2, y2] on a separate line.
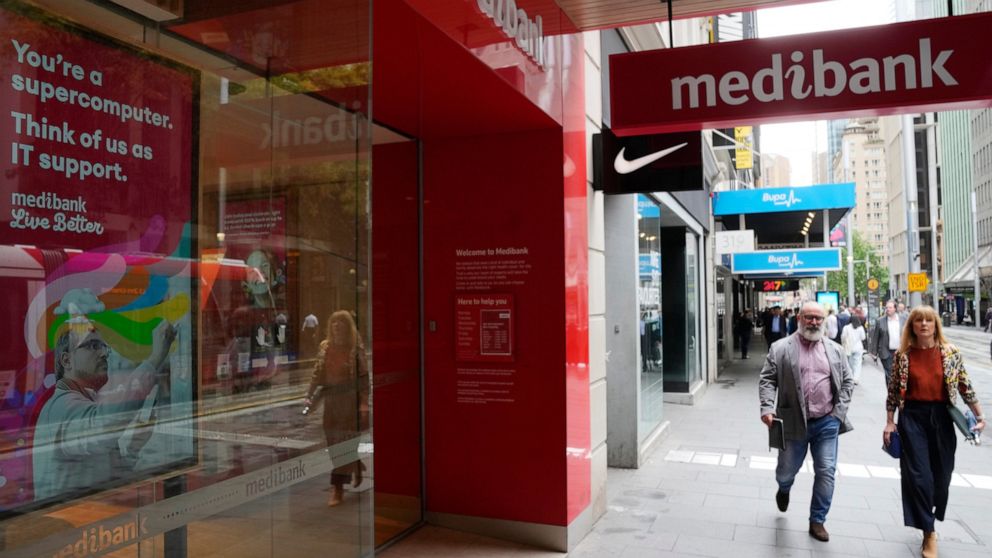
[221, 197, 290, 387]
[0, 3, 197, 511]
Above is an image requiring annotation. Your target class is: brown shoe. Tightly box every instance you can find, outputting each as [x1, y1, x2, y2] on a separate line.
[328, 485, 344, 507]
[922, 531, 937, 558]
[809, 522, 829, 542]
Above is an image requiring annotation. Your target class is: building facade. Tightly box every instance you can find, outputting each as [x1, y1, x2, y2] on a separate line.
[834, 118, 889, 266]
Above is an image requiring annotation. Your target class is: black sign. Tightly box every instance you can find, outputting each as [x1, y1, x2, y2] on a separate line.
[759, 280, 800, 292]
[593, 127, 703, 194]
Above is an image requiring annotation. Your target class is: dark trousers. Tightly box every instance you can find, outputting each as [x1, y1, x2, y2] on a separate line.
[880, 355, 893, 386]
[740, 334, 751, 358]
[766, 331, 783, 349]
[898, 402, 956, 531]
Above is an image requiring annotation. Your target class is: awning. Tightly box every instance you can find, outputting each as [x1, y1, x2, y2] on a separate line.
[714, 183, 856, 248]
[943, 245, 992, 287]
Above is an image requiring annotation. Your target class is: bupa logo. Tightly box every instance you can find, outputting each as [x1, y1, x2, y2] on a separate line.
[767, 253, 804, 269]
[761, 190, 802, 208]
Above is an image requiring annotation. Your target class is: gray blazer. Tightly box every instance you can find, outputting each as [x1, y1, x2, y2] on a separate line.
[869, 314, 907, 360]
[758, 332, 855, 441]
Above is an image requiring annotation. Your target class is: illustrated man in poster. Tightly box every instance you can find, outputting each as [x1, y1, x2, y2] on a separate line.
[32, 314, 176, 501]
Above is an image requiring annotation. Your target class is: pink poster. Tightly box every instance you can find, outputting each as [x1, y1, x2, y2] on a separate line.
[0, 4, 197, 512]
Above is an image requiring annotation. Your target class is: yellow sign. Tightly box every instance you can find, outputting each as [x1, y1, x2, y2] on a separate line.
[867, 278, 880, 291]
[734, 126, 753, 170]
[908, 273, 929, 292]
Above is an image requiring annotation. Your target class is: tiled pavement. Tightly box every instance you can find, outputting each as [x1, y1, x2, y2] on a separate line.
[384, 330, 992, 557]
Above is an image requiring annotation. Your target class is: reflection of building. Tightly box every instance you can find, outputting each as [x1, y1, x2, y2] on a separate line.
[834, 118, 889, 266]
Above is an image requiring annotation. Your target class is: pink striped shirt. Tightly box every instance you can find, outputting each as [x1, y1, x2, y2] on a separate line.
[798, 336, 834, 419]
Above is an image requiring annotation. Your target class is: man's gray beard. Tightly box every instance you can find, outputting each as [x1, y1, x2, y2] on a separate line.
[799, 326, 824, 342]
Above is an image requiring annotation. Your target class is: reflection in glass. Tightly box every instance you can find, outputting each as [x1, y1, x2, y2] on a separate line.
[637, 196, 664, 441]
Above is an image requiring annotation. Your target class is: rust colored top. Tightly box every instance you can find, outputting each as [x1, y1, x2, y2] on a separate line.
[907, 346, 948, 403]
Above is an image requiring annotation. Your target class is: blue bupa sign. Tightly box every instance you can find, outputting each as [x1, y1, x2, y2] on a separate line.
[732, 248, 842, 274]
[713, 183, 856, 216]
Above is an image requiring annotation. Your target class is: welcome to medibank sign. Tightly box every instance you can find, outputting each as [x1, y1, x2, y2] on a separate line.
[609, 12, 992, 135]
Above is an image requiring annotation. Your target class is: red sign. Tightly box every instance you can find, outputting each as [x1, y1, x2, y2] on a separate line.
[610, 12, 992, 135]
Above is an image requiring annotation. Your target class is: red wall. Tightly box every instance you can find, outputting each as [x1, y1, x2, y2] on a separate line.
[374, 0, 590, 529]
[423, 128, 571, 524]
[372, 141, 422, 499]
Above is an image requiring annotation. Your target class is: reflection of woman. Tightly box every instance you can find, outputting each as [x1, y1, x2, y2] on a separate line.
[883, 306, 985, 558]
[304, 310, 370, 507]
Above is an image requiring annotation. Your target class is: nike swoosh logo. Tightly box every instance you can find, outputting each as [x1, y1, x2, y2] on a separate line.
[614, 143, 688, 175]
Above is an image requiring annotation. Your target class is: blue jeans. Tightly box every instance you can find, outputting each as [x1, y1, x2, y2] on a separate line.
[776, 415, 841, 523]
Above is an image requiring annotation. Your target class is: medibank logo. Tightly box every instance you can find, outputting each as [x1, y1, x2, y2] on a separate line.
[476, 0, 546, 68]
[672, 38, 956, 110]
[51, 517, 147, 558]
[761, 190, 802, 209]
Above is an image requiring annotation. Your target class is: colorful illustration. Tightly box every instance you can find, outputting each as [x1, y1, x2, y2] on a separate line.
[0, 4, 196, 511]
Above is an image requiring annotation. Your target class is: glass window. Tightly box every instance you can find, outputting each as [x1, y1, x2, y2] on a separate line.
[0, 1, 376, 556]
[636, 195, 662, 439]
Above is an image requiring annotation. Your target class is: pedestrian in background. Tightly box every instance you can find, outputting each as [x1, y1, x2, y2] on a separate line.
[883, 305, 986, 558]
[759, 301, 854, 543]
[736, 310, 753, 359]
[763, 306, 786, 349]
[841, 315, 866, 385]
[870, 301, 906, 385]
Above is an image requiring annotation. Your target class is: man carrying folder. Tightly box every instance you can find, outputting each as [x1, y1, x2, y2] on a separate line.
[759, 301, 855, 543]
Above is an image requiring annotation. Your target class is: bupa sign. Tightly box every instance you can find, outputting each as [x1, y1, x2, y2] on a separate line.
[732, 248, 842, 274]
[610, 12, 992, 135]
[713, 183, 855, 216]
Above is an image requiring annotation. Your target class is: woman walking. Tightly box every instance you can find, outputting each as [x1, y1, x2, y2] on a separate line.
[304, 310, 370, 506]
[841, 315, 866, 385]
[883, 306, 986, 557]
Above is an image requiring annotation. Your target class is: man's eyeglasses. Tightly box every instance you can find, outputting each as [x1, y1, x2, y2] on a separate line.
[802, 315, 825, 323]
[79, 339, 110, 352]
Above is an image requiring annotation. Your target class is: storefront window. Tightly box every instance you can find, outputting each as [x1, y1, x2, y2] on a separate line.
[0, 0, 374, 555]
[636, 196, 663, 439]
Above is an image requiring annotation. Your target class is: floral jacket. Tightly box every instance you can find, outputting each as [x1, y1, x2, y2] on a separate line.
[886, 342, 979, 411]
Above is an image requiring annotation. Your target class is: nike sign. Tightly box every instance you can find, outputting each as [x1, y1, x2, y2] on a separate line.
[614, 143, 688, 175]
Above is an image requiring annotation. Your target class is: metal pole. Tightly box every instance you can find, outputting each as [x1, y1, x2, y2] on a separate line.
[926, 115, 940, 308]
[847, 217, 855, 307]
[901, 114, 923, 308]
[823, 209, 829, 294]
[867, 257, 871, 317]
[973, 191, 982, 330]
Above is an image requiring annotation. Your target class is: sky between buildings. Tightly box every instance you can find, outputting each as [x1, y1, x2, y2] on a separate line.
[756, 0, 894, 186]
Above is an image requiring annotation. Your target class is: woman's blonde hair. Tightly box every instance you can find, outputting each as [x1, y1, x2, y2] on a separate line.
[326, 310, 359, 349]
[898, 305, 946, 353]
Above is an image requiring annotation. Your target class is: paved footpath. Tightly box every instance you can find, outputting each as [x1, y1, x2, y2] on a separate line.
[385, 327, 992, 557]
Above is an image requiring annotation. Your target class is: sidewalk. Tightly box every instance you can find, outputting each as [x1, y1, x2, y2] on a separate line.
[384, 341, 992, 557]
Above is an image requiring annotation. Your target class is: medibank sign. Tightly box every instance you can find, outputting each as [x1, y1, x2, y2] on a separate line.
[610, 13, 992, 135]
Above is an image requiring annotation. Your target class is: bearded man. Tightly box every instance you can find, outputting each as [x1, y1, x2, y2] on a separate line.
[758, 301, 854, 543]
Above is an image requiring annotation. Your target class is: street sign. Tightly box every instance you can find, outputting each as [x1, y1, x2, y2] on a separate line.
[908, 273, 929, 292]
[867, 278, 880, 291]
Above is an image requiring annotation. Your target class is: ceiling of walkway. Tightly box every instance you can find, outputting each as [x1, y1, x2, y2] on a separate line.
[555, 0, 819, 30]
